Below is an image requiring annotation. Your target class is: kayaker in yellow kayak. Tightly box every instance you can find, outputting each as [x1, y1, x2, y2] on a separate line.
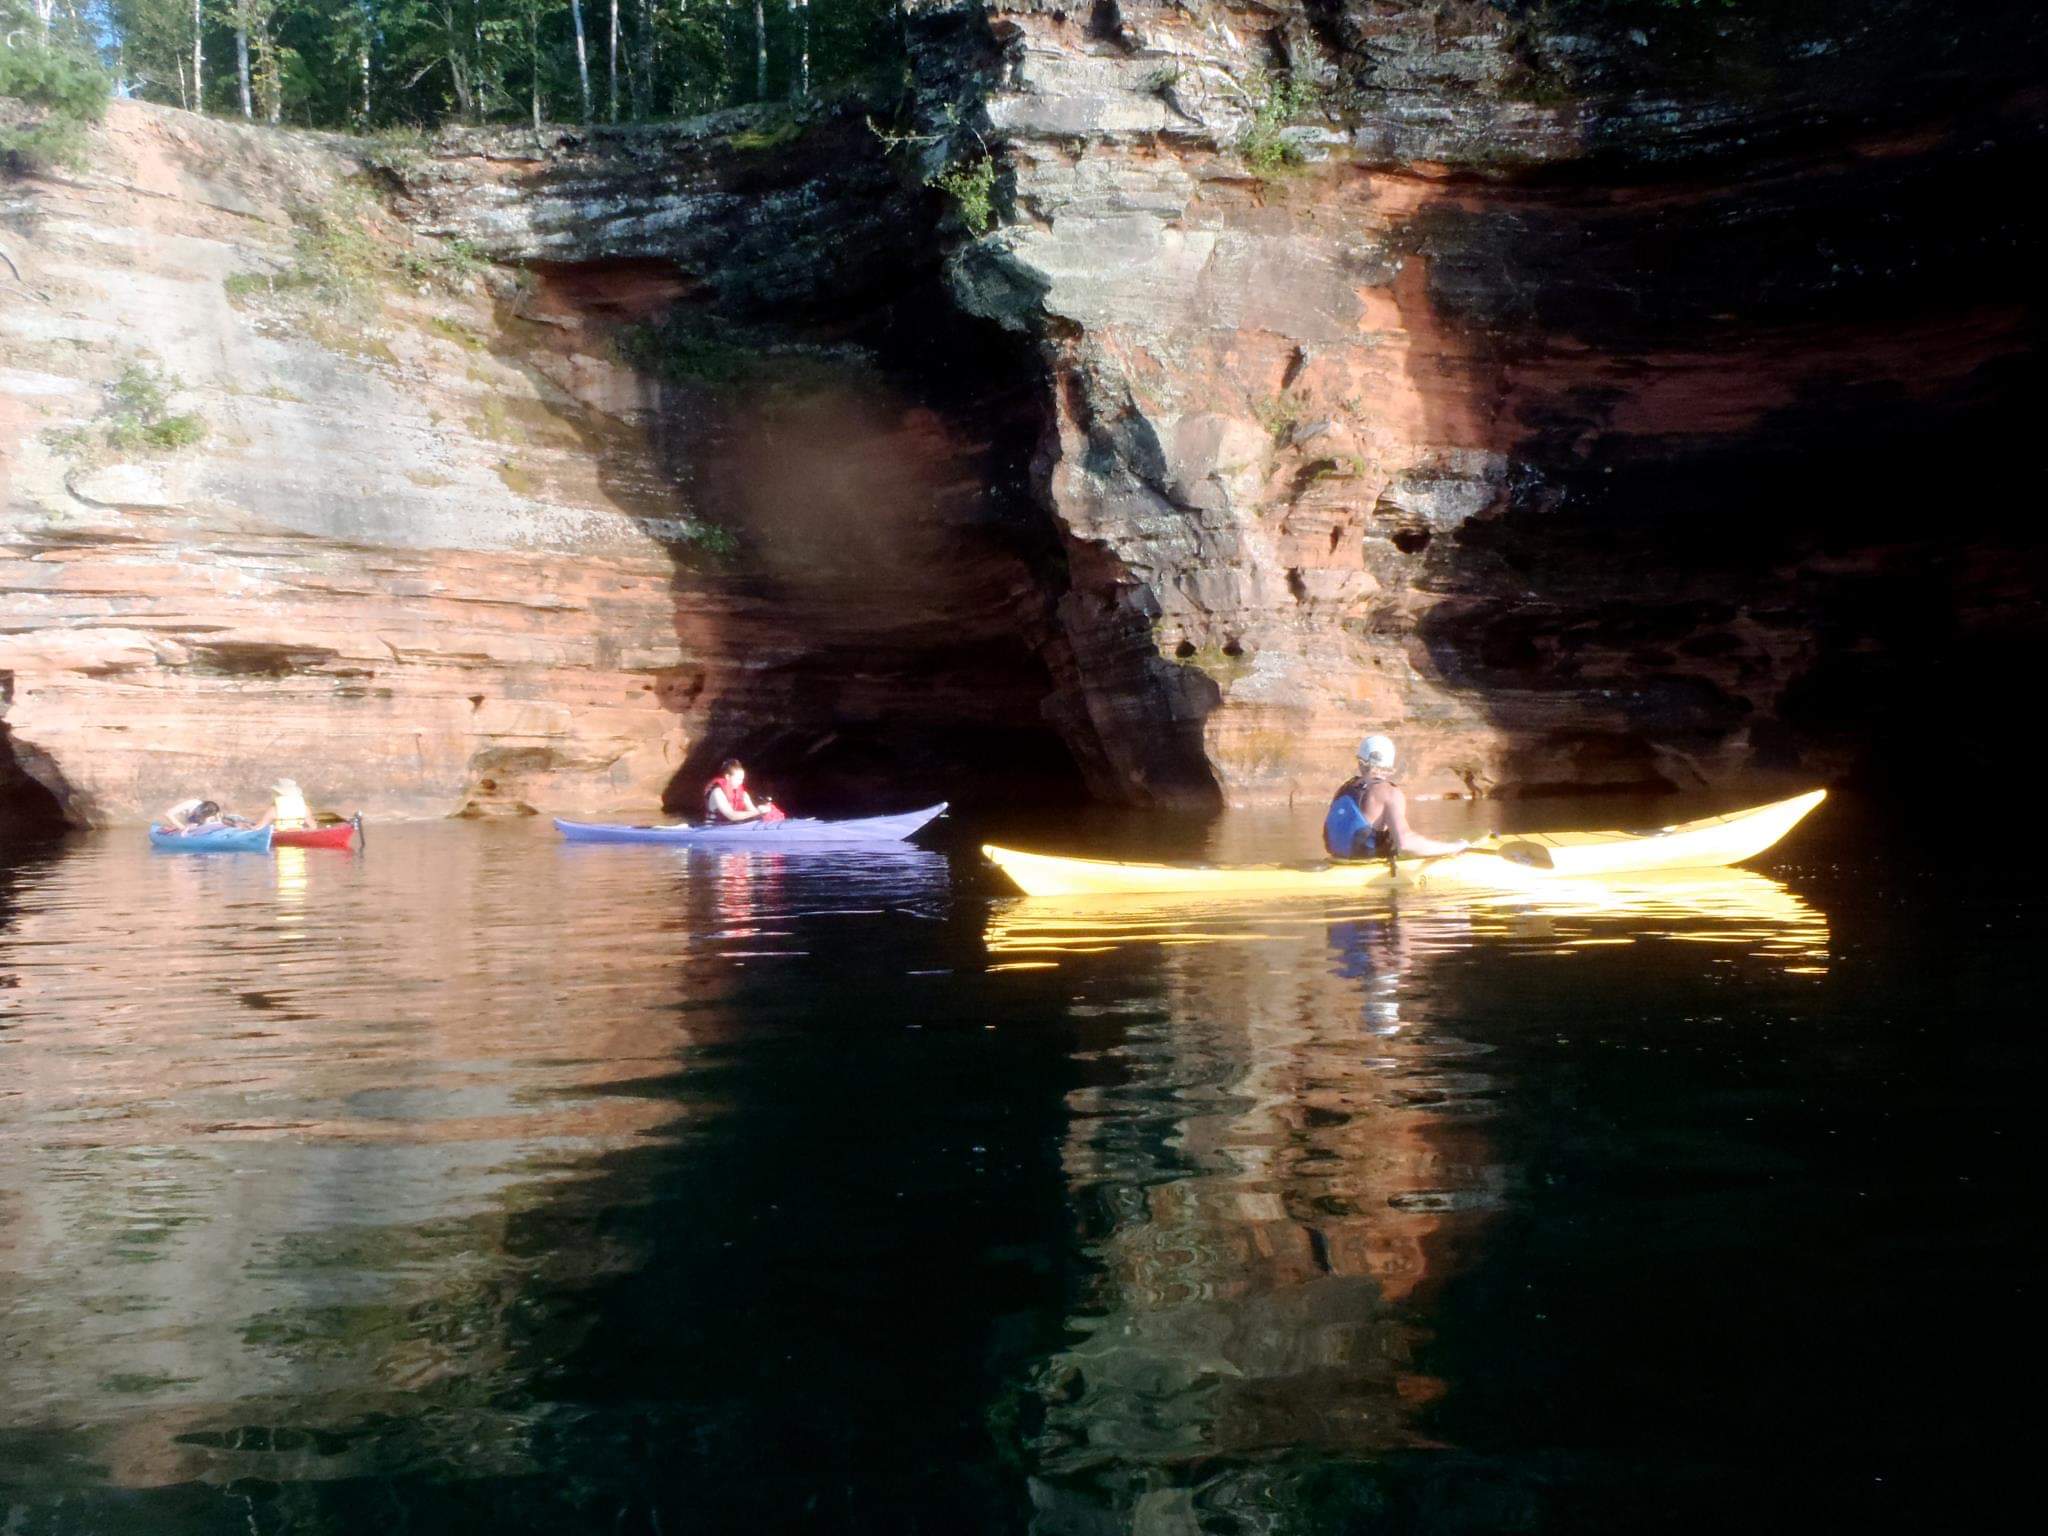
[1323, 735, 1469, 861]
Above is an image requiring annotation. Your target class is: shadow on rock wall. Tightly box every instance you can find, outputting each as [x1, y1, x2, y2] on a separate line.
[1379, 1, 2048, 796]
[436, 104, 1091, 819]
[0, 681, 69, 835]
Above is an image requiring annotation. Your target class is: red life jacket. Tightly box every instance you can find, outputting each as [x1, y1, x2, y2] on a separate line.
[704, 776, 757, 819]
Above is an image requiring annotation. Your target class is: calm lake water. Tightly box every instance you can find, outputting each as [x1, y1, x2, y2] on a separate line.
[0, 803, 2036, 1533]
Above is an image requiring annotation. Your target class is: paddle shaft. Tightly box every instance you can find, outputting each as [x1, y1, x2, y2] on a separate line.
[1414, 840, 1554, 871]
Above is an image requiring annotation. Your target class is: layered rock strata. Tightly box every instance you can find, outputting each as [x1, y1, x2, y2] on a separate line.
[1, 99, 1069, 824]
[910, 0, 2048, 801]
[6, 2, 2044, 821]
[1, 106, 680, 822]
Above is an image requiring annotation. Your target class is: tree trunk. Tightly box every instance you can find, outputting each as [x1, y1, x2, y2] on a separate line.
[570, 0, 593, 121]
[475, 2, 489, 123]
[789, 0, 808, 100]
[529, 8, 542, 133]
[607, 0, 618, 122]
[356, 0, 373, 123]
[263, 28, 282, 123]
[753, 0, 767, 100]
[440, 2, 475, 120]
[236, 27, 253, 121]
[634, 0, 653, 118]
[192, 0, 204, 114]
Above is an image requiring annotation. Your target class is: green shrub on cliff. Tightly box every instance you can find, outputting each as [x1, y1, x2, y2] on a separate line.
[224, 187, 385, 311]
[230, 182, 488, 317]
[43, 363, 206, 461]
[1237, 69, 1325, 177]
[725, 110, 810, 155]
[399, 237, 491, 293]
[618, 320, 761, 388]
[929, 153, 998, 237]
[0, 39, 110, 172]
[355, 126, 432, 176]
[1255, 391, 1310, 446]
[282, 192, 386, 307]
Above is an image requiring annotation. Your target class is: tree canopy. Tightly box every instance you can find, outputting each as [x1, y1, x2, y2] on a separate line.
[3, 0, 905, 133]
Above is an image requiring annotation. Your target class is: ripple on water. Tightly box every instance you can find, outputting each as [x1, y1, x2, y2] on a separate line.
[0, 819, 1897, 1531]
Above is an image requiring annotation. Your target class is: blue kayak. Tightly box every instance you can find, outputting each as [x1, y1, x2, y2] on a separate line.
[555, 803, 947, 847]
[149, 824, 274, 853]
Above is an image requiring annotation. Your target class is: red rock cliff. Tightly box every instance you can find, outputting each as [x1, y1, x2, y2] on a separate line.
[6, 2, 2044, 822]
[910, 0, 2047, 802]
[1, 99, 1068, 825]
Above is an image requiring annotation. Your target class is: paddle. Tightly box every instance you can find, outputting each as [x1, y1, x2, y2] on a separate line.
[1420, 838, 1554, 870]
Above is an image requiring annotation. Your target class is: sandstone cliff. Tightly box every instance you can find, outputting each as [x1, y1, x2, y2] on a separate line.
[2, 104, 698, 824]
[911, 0, 2046, 802]
[1, 98, 1067, 824]
[5, 2, 2043, 823]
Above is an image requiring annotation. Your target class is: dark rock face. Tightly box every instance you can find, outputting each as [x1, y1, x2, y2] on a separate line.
[900, 0, 2047, 801]
[392, 101, 1096, 815]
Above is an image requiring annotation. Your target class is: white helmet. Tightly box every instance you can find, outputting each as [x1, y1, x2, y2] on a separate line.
[1357, 734, 1396, 771]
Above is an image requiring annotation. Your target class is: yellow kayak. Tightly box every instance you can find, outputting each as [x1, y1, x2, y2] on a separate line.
[984, 789, 1826, 899]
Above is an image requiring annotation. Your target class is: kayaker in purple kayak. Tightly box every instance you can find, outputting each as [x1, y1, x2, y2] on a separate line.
[703, 760, 785, 826]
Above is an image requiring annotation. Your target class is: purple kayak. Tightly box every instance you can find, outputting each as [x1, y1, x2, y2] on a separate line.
[554, 803, 946, 848]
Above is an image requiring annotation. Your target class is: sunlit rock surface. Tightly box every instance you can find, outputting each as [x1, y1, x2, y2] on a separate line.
[909, 0, 2047, 802]
[1, 100, 1067, 824]
[0, 104, 697, 823]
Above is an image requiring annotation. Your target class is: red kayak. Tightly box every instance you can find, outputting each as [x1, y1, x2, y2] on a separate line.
[272, 818, 360, 850]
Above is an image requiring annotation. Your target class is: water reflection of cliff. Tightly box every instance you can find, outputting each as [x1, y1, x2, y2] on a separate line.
[0, 832, 946, 1498]
[991, 871, 1828, 1532]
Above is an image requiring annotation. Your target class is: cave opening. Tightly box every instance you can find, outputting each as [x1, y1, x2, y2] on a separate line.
[504, 126, 1094, 818]
[1386, 2, 2046, 803]
[0, 682, 68, 836]
[1420, 374, 2047, 797]
[672, 711, 1088, 821]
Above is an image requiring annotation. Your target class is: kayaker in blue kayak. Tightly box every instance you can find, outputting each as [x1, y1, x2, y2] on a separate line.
[704, 760, 784, 825]
[1323, 735, 1469, 861]
[159, 796, 274, 835]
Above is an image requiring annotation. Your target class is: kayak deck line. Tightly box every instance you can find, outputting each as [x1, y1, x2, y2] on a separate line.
[984, 789, 1826, 899]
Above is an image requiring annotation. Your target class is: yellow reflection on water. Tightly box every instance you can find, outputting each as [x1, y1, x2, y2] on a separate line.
[1012, 866, 1828, 1521]
[988, 868, 1828, 974]
[271, 846, 308, 922]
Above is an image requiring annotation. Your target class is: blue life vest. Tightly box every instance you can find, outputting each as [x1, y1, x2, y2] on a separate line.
[1323, 777, 1387, 861]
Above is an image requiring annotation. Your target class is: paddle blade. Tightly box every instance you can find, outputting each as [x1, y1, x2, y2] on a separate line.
[1498, 841, 1555, 870]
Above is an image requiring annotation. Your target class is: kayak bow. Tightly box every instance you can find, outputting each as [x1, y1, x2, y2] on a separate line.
[272, 820, 359, 850]
[984, 789, 1826, 899]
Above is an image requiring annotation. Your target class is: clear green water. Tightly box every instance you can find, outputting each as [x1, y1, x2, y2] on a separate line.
[0, 806, 2034, 1532]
